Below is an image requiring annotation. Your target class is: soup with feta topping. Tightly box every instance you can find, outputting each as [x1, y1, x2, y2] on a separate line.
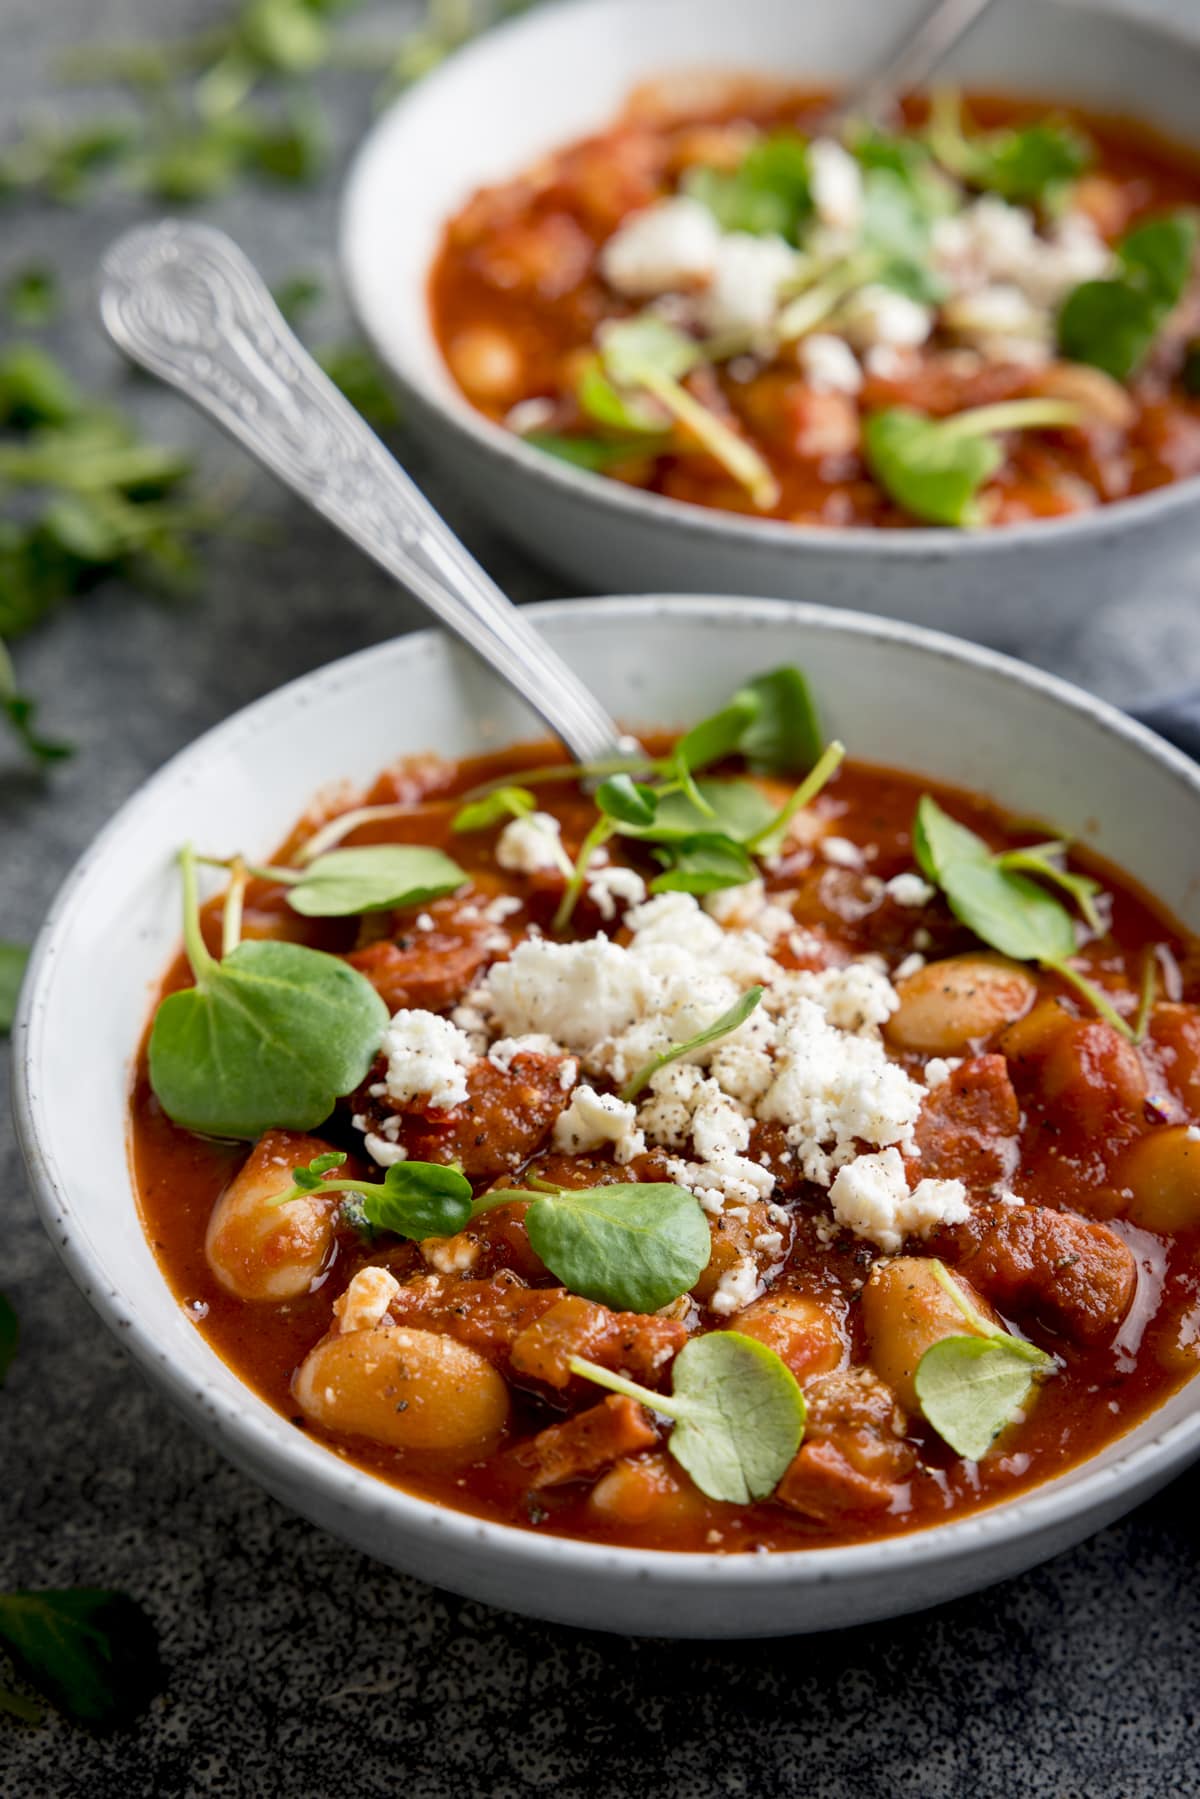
[130, 667, 1200, 1551]
[429, 84, 1200, 528]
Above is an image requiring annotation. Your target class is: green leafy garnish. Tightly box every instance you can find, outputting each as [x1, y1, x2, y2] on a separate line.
[278, 845, 465, 917]
[523, 431, 668, 471]
[148, 846, 386, 1138]
[0, 942, 29, 1034]
[476, 1181, 711, 1314]
[1059, 211, 1199, 381]
[0, 1590, 161, 1728]
[914, 796, 1131, 1037]
[598, 315, 779, 508]
[914, 1261, 1053, 1460]
[595, 772, 658, 828]
[0, 1294, 17, 1386]
[620, 987, 764, 1103]
[4, 267, 59, 327]
[993, 841, 1103, 933]
[271, 1152, 473, 1240]
[452, 785, 537, 833]
[570, 1331, 806, 1504]
[648, 835, 756, 896]
[314, 341, 400, 430]
[865, 399, 1084, 526]
[684, 132, 812, 243]
[576, 357, 669, 434]
[927, 90, 1092, 204]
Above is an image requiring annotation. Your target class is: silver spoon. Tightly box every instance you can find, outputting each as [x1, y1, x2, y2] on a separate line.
[821, 0, 1001, 132]
[98, 220, 631, 766]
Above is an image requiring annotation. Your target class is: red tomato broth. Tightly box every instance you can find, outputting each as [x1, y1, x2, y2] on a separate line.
[428, 83, 1200, 529]
[130, 737, 1200, 1551]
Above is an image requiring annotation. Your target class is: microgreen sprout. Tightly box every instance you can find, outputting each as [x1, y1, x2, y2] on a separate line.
[619, 987, 764, 1104]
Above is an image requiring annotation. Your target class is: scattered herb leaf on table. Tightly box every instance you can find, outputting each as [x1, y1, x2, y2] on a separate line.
[0, 1589, 162, 1729]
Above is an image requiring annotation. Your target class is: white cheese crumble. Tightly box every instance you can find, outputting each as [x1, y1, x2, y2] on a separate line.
[421, 1233, 482, 1274]
[893, 952, 926, 982]
[599, 195, 722, 296]
[798, 332, 863, 395]
[821, 835, 864, 869]
[364, 1132, 408, 1168]
[496, 811, 571, 876]
[585, 863, 647, 922]
[710, 1254, 764, 1317]
[923, 1057, 962, 1089]
[842, 285, 933, 350]
[336, 1266, 400, 1333]
[828, 1147, 970, 1252]
[487, 1032, 565, 1073]
[809, 138, 865, 234]
[382, 1008, 476, 1111]
[703, 232, 800, 338]
[886, 872, 935, 907]
[554, 1084, 645, 1163]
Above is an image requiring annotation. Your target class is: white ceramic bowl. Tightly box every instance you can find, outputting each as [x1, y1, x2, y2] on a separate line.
[341, 0, 1200, 654]
[14, 595, 1200, 1637]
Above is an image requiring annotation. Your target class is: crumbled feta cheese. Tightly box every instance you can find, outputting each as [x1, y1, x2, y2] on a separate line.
[1188, 1125, 1200, 1144]
[382, 1008, 476, 1111]
[599, 195, 722, 296]
[554, 1084, 645, 1163]
[863, 343, 909, 380]
[703, 232, 799, 337]
[923, 1057, 962, 1089]
[496, 811, 570, 876]
[422, 1233, 482, 1275]
[886, 872, 935, 907]
[843, 285, 932, 350]
[336, 1266, 400, 1333]
[487, 1032, 565, 1073]
[828, 1147, 970, 1252]
[821, 835, 864, 869]
[777, 962, 900, 1035]
[703, 878, 793, 941]
[505, 396, 557, 435]
[559, 1057, 579, 1091]
[483, 893, 524, 924]
[893, 952, 926, 982]
[710, 1255, 764, 1316]
[415, 912, 435, 932]
[364, 1132, 408, 1168]
[585, 863, 647, 922]
[996, 1188, 1027, 1205]
[486, 935, 649, 1049]
[809, 138, 864, 233]
[798, 331, 863, 394]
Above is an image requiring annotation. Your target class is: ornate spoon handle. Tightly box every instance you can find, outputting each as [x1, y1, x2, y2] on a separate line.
[98, 220, 630, 765]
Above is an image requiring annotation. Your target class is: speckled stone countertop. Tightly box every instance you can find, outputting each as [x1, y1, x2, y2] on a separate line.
[3, 2, 1200, 1793]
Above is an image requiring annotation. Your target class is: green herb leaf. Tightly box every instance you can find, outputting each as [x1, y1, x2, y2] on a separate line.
[865, 399, 1082, 526]
[452, 785, 536, 833]
[673, 692, 761, 776]
[0, 1294, 17, 1386]
[620, 987, 764, 1102]
[522, 430, 663, 471]
[916, 1333, 1048, 1460]
[571, 1330, 806, 1503]
[595, 773, 658, 827]
[272, 272, 323, 325]
[994, 842, 1103, 933]
[649, 834, 756, 895]
[1059, 211, 1198, 380]
[273, 1154, 473, 1240]
[282, 845, 465, 917]
[735, 665, 823, 774]
[0, 642, 72, 767]
[684, 132, 812, 243]
[0, 942, 29, 1034]
[576, 357, 669, 434]
[315, 342, 400, 430]
[149, 848, 386, 1138]
[927, 92, 1092, 204]
[4, 267, 59, 327]
[629, 778, 777, 845]
[0, 1590, 161, 1728]
[0, 345, 82, 429]
[484, 1181, 711, 1314]
[913, 793, 992, 879]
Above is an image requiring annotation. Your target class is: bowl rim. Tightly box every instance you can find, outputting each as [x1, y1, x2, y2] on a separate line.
[339, 0, 1200, 562]
[14, 592, 1200, 1591]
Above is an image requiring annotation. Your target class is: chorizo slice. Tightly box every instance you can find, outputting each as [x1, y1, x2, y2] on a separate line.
[939, 1205, 1136, 1345]
[513, 1396, 659, 1490]
[914, 1054, 1021, 1189]
[509, 1293, 687, 1391]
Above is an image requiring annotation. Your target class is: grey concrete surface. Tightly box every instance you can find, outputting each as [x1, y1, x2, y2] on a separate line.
[2, 2, 1200, 1793]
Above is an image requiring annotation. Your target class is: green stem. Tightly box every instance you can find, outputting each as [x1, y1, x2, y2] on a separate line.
[0, 1685, 42, 1724]
[269, 1175, 379, 1210]
[221, 857, 248, 958]
[745, 739, 847, 854]
[640, 370, 779, 511]
[568, 1354, 682, 1420]
[457, 756, 659, 806]
[1133, 946, 1159, 1044]
[1044, 958, 1135, 1042]
[553, 816, 615, 934]
[178, 843, 218, 982]
[938, 400, 1084, 442]
[468, 1187, 543, 1219]
[196, 852, 302, 886]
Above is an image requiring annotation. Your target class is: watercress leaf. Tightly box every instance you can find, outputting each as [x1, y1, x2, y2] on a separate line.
[290, 1150, 348, 1191]
[452, 786, 536, 833]
[941, 859, 1077, 963]
[649, 834, 756, 895]
[523, 430, 663, 471]
[0, 1294, 17, 1386]
[149, 939, 386, 1139]
[972, 122, 1091, 204]
[995, 845, 1104, 932]
[314, 342, 400, 430]
[525, 1182, 711, 1314]
[1118, 213, 1198, 309]
[916, 1333, 1048, 1460]
[600, 315, 703, 387]
[673, 692, 761, 775]
[0, 1589, 162, 1728]
[273, 273, 323, 326]
[912, 794, 992, 883]
[5, 267, 59, 327]
[576, 357, 669, 434]
[667, 1331, 807, 1503]
[0, 345, 83, 429]
[865, 407, 1004, 526]
[621, 987, 764, 1101]
[361, 1161, 473, 1240]
[683, 132, 812, 243]
[734, 665, 823, 773]
[595, 773, 657, 827]
[0, 942, 29, 1033]
[633, 779, 777, 845]
[1057, 278, 1160, 381]
[285, 845, 466, 916]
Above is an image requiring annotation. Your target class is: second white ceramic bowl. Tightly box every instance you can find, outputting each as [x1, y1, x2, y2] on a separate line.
[341, 0, 1200, 652]
[14, 595, 1200, 1636]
